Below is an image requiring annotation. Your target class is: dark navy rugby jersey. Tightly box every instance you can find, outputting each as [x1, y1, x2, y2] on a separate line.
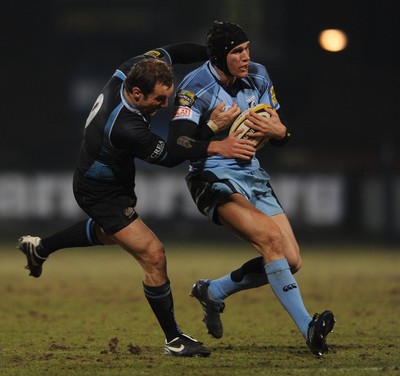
[76, 47, 180, 186]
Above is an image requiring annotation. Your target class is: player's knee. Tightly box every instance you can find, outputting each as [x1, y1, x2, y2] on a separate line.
[259, 228, 284, 256]
[146, 241, 166, 269]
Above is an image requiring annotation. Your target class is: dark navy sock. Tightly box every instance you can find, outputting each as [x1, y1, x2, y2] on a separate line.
[37, 218, 103, 258]
[143, 280, 181, 342]
[208, 257, 269, 303]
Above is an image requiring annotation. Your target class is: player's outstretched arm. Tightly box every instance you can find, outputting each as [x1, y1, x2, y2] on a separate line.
[207, 130, 256, 160]
[168, 102, 253, 160]
[167, 121, 255, 160]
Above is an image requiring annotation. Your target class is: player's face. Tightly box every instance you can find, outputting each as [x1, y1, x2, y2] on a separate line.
[139, 82, 174, 116]
[226, 41, 251, 78]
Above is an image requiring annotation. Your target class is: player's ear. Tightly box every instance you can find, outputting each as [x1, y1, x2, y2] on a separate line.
[131, 87, 142, 100]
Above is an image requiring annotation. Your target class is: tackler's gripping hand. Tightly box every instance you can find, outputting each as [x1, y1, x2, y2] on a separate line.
[207, 102, 240, 133]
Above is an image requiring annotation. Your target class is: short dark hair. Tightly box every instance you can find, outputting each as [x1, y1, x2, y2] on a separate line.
[124, 58, 174, 97]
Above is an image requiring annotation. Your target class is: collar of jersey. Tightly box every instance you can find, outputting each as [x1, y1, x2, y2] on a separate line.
[208, 62, 222, 81]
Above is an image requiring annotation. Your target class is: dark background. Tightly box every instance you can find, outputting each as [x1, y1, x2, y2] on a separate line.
[1, 0, 399, 245]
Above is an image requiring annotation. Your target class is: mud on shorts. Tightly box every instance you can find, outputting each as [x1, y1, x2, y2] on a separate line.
[73, 171, 139, 235]
[186, 167, 284, 225]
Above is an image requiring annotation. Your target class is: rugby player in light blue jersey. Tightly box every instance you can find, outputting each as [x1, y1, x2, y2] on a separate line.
[168, 21, 335, 357]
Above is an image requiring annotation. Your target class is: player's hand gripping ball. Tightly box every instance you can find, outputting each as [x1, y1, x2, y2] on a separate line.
[229, 104, 273, 150]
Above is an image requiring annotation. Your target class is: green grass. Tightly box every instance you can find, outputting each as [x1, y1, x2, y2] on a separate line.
[1, 242, 399, 375]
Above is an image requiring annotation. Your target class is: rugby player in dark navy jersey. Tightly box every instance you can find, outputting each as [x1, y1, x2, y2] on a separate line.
[17, 43, 245, 357]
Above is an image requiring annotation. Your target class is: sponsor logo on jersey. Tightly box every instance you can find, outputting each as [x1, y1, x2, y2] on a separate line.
[172, 106, 193, 120]
[146, 140, 165, 161]
[246, 95, 257, 109]
[143, 49, 162, 59]
[270, 85, 278, 107]
[176, 90, 197, 107]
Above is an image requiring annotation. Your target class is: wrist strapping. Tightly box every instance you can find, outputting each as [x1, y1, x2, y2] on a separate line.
[207, 120, 219, 133]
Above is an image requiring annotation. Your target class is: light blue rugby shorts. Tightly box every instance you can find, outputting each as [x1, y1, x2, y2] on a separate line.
[185, 167, 284, 225]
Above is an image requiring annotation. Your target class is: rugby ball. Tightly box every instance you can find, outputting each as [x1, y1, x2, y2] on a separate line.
[229, 104, 273, 150]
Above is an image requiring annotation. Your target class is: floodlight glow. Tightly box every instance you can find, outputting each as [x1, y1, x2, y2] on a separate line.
[319, 29, 348, 52]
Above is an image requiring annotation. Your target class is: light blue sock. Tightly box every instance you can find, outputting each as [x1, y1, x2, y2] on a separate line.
[208, 273, 268, 304]
[265, 258, 312, 339]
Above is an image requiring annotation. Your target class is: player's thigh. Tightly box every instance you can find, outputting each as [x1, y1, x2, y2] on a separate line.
[218, 194, 283, 249]
[270, 213, 301, 271]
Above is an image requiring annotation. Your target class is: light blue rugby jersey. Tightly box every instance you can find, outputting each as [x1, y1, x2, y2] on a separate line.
[172, 61, 280, 172]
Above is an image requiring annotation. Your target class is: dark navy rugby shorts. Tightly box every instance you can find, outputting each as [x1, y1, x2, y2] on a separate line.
[73, 171, 139, 235]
